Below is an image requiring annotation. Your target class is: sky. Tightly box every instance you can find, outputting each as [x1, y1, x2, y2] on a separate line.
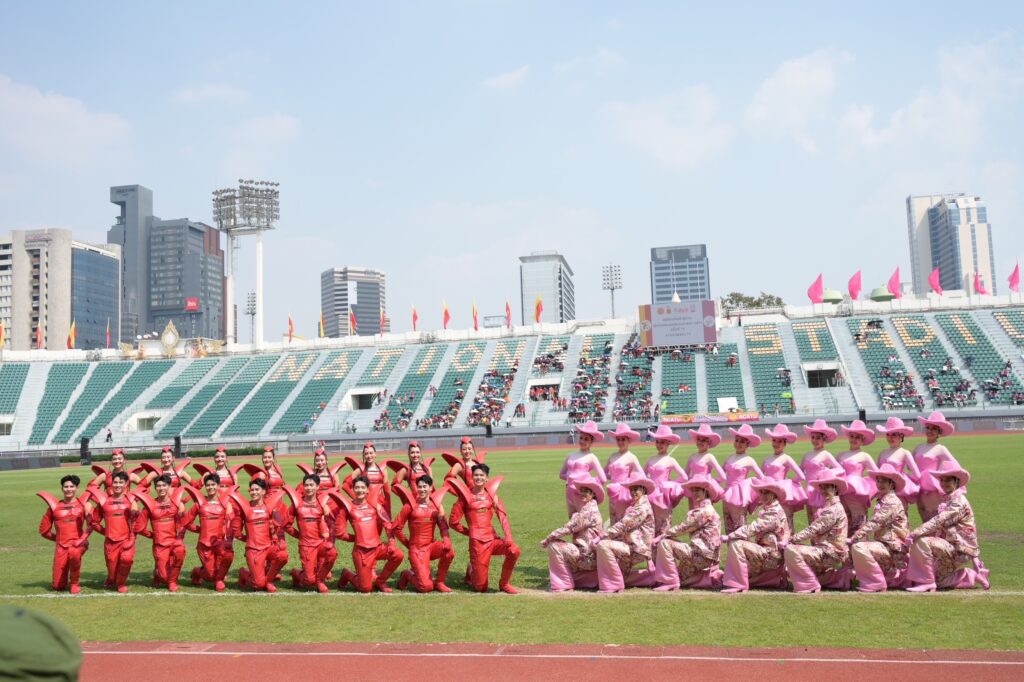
[1, 2, 1023, 341]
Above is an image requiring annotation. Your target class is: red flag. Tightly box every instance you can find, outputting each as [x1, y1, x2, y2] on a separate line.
[928, 267, 943, 296]
[534, 295, 543, 323]
[472, 300, 479, 332]
[442, 301, 451, 330]
[288, 315, 294, 342]
[887, 267, 902, 299]
[319, 312, 325, 338]
[379, 307, 386, 334]
[105, 318, 111, 349]
[1010, 263, 1021, 293]
[349, 306, 358, 333]
[67, 320, 76, 349]
[36, 325, 44, 350]
[807, 273, 824, 304]
[505, 300, 512, 328]
[848, 270, 862, 300]
[412, 305, 419, 331]
[974, 272, 988, 295]
[0, 320, 6, 349]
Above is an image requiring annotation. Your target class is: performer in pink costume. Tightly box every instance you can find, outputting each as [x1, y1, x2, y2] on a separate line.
[783, 472, 849, 593]
[850, 464, 910, 592]
[837, 420, 880, 536]
[761, 424, 806, 531]
[875, 417, 921, 506]
[721, 424, 765, 534]
[603, 423, 644, 525]
[800, 419, 843, 524]
[684, 423, 726, 489]
[643, 425, 688, 536]
[720, 478, 791, 593]
[541, 478, 606, 592]
[652, 475, 724, 591]
[913, 411, 961, 522]
[595, 472, 655, 593]
[906, 460, 989, 592]
[560, 421, 608, 517]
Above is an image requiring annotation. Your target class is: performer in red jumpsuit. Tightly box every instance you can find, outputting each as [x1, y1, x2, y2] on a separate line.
[182, 474, 235, 591]
[230, 479, 289, 593]
[134, 475, 187, 592]
[296, 447, 343, 493]
[191, 446, 237, 491]
[448, 463, 520, 594]
[37, 475, 92, 594]
[333, 476, 404, 593]
[444, 436, 486, 486]
[138, 447, 193, 490]
[85, 471, 139, 593]
[392, 475, 453, 593]
[284, 474, 337, 593]
[87, 449, 142, 491]
[342, 443, 393, 518]
[389, 441, 435, 494]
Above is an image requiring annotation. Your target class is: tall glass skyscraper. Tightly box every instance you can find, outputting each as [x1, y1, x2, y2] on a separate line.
[650, 245, 711, 303]
[320, 267, 387, 337]
[519, 252, 575, 324]
[907, 194, 996, 294]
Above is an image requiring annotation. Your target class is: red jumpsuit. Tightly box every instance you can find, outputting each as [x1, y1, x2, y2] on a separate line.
[393, 499, 453, 592]
[230, 495, 289, 592]
[38, 495, 91, 591]
[334, 499, 404, 593]
[91, 492, 137, 590]
[182, 494, 235, 587]
[285, 495, 337, 589]
[135, 496, 186, 588]
[343, 464, 391, 518]
[90, 469, 136, 493]
[449, 484, 520, 592]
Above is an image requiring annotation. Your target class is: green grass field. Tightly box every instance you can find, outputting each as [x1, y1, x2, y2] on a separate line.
[2, 434, 1022, 650]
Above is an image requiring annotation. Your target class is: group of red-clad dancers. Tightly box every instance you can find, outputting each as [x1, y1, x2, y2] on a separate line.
[38, 437, 519, 595]
[546, 411, 989, 593]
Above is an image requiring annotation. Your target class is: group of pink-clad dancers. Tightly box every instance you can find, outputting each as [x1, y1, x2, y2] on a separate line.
[544, 411, 989, 594]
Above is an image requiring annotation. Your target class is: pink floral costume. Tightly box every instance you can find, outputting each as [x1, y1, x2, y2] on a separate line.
[836, 451, 878, 536]
[595, 496, 655, 593]
[877, 447, 921, 505]
[560, 452, 607, 518]
[907, 488, 988, 590]
[850, 490, 909, 592]
[605, 454, 643, 525]
[644, 456, 688, 536]
[784, 498, 849, 592]
[544, 499, 605, 591]
[721, 456, 764, 534]
[913, 443, 960, 522]
[653, 498, 722, 589]
[800, 450, 843, 523]
[721, 499, 790, 592]
[761, 454, 807, 530]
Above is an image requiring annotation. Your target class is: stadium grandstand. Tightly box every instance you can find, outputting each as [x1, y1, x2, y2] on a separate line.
[1, 300, 1022, 457]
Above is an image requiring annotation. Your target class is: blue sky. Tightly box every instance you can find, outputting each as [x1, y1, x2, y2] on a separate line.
[1, 2, 1022, 339]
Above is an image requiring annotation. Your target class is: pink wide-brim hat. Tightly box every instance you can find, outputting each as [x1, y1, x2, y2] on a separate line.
[686, 423, 721, 447]
[841, 419, 877, 445]
[609, 422, 641, 442]
[729, 423, 762, 448]
[866, 464, 908, 493]
[807, 471, 849, 496]
[764, 423, 798, 443]
[927, 459, 970, 487]
[650, 424, 681, 444]
[575, 420, 605, 441]
[622, 471, 656, 495]
[918, 411, 955, 437]
[571, 478, 606, 505]
[750, 477, 789, 501]
[803, 419, 838, 443]
[876, 417, 914, 437]
[682, 474, 724, 503]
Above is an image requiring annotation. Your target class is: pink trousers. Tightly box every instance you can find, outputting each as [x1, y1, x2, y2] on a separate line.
[907, 537, 988, 589]
[722, 540, 785, 592]
[851, 541, 907, 592]
[653, 539, 721, 589]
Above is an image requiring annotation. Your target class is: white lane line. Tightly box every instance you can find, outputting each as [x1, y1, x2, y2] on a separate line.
[79, 650, 1024, 666]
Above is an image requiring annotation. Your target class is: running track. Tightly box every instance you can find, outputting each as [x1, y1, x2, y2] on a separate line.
[81, 641, 1024, 681]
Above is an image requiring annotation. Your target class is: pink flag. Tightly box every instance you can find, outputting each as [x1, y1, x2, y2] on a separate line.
[807, 273, 824, 304]
[848, 270, 862, 300]
[887, 267, 902, 299]
[928, 267, 943, 296]
[1009, 263, 1021, 293]
[974, 272, 988, 295]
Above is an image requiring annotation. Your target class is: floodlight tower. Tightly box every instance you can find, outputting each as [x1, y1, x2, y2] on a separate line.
[212, 180, 280, 349]
[601, 263, 623, 318]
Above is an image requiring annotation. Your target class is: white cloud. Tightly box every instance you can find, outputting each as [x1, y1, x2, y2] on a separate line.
[745, 49, 851, 153]
[481, 66, 529, 91]
[605, 85, 735, 167]
[173, 83, 248, 104]
[0, 74, 130, 169]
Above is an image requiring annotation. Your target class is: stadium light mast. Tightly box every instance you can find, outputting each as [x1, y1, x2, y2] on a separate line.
[212, 180, 280, 349]
[601, 263, 622, 318]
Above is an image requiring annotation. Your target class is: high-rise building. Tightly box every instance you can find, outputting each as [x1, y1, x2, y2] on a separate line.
[149, 219, 226, 340]
[650, 244, 711, 303]
[907, 194, 996, 295]
[107, 185, 154, 343]
[519, 251, 575, 324]
[0, 229, 121, 350]
[320, 267, 387, 337]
